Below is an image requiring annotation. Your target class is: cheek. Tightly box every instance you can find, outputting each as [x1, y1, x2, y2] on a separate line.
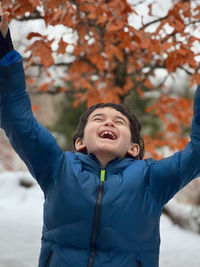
[83, 125, 97, 143]
[120, 127, 132, 140]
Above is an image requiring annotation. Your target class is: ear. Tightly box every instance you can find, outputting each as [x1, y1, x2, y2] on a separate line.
[75, 137, 87, 153]
[127, 143, 140, 158]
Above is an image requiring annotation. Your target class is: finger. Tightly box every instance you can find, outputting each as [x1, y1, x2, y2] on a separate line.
[0, 12, 10, 38]
[1, 12, 10, 24]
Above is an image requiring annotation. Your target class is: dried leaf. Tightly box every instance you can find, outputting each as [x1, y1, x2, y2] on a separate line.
[26, 77, 36, 84]
[148, 3, 153, 17]
[89, 54, 106, 70]
[39, 82, 50, 92]
[32, 105, 39, 112]
[57, 38, 68, 55]
[27, 32, 43, 40]
[105, 44, 124, 62]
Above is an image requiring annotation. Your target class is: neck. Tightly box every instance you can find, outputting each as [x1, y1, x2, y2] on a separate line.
[94, 152, 119, 167]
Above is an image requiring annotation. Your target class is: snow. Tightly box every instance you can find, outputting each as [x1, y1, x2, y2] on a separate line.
[0, 172, 43, 267]
[0, 171, 200, 267]
[160, 215, 200, 267]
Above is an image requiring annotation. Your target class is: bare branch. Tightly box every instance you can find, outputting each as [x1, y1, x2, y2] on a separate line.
[14, 10, 42, 21]
[139, 15, 168, 31]
[154, 75, 168, 90]
[130, 1, 145, 7]
[178, 66, 194, 75]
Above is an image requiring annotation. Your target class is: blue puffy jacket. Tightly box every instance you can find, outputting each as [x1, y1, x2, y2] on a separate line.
[1, 53, 200, 267]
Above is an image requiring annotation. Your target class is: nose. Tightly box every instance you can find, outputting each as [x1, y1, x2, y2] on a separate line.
[104, 119, 114, 127]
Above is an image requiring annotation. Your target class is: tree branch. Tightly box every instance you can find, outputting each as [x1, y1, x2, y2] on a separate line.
[13, 10, 43, 21]
[178, 66, 194, 75]
[139, 15, 168, 31]
[130, 0, 146, 7]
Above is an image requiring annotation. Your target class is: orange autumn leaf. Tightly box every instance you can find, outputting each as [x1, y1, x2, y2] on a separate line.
[123, 77, 134, 94]
[166, 122, 180, 133]
[79, 3, 96, 13]
[105, 44, 124, 62]
[29, 0, 43, 8]
[26, 77, 36, 84]
[59, 87, 67, 93]
[89, 54, 106, 70]
[144, 78, 154, 89]
[27, 32, 43, 40]
[57, 38, 68, 55]
[190, 73, 200, 87]
[141, 37, 150, 49]
[145, 106, 152, 113]
[148, 3, 153, 17]
[107, 18, 124, 32]
[97, 15, 108, 24]
[69, 61, 94, 74]
[32, 105, 40, 112]
[169, 17, 185, 32]
[38, 45, 54, 67]
[108, 0, 133, 15]
[87, 12, 97, 20]
[82, 79, 93, 90]
[137, 88, 144, 97]
[12, 0, 35, 17]
[26, 40, 54, 67]
[39, 82, 50, 92]
[162, 42, 173, 52]
[179, 98, 191, 109]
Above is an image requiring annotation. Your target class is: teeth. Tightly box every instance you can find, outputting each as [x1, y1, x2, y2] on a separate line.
[99, 131, 116, 139]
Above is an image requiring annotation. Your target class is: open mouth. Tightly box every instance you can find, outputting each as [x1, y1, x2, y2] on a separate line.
[99, 130, 117, 140]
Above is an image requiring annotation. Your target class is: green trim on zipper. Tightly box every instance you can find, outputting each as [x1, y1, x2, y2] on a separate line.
[100, 169, 105, 182]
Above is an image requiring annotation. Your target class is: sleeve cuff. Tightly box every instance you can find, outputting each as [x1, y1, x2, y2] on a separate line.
[0, 50, 21, 66]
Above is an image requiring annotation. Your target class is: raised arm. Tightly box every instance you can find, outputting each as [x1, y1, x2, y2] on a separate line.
[148, 85, 200, 207]
[0, 10, 62, 191]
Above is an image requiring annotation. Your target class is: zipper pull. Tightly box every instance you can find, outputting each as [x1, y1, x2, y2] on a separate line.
[100, 169, 105, 182]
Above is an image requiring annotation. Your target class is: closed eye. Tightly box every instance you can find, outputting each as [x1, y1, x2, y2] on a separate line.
[93, 117, 103, 121]
[115, 120, 124, 125]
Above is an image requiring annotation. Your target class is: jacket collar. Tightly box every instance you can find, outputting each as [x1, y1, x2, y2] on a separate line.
[75, 152, 134, 174]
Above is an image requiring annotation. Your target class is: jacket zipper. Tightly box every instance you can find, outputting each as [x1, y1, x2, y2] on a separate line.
[87, 168, 106, 267]
[137, 260, 142, 267]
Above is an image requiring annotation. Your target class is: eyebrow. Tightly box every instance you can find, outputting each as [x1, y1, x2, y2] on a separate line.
[90, 113, 104, 121]
[91, 113, 104, 118]
[91, 113, 127, 123]
[115, 115, 127, 123]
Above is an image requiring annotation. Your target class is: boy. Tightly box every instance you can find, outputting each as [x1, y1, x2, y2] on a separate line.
[1, 11, 200, 267]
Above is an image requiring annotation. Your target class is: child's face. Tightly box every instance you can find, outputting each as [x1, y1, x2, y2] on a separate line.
[75, 107, 140, 165]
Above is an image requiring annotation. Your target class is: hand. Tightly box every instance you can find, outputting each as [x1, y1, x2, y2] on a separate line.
[0, 11, 10, 38]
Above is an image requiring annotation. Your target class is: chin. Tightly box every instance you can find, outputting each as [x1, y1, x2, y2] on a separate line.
[95, 147, 120, 157]
[97, 144, 118, 151]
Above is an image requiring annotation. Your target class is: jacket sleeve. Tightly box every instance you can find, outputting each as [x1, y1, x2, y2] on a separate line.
[0, 50, 21, 66]
[0, 56, 62, 191]
[148, 85, 200, 207]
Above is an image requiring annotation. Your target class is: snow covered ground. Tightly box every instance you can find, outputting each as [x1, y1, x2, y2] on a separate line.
[0, 171, 200, 267]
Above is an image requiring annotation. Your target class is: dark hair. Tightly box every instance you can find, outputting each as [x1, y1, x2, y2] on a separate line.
[72, 103, 145, 160]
